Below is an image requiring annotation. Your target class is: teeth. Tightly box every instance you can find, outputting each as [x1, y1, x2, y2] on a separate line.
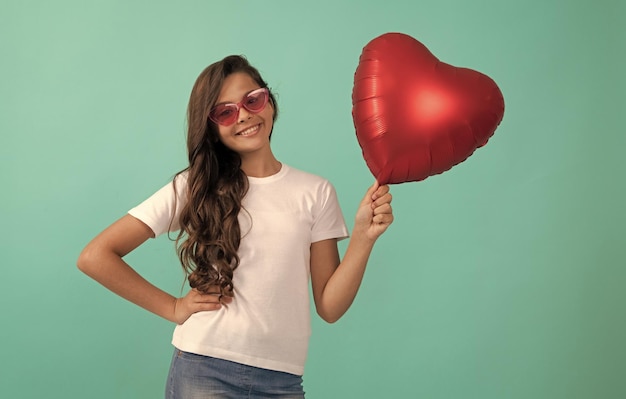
[238, 125, 258, 136]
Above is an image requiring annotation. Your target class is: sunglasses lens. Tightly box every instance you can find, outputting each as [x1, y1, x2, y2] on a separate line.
[210, 105, 238, 125]
[243, 89, 268, 112]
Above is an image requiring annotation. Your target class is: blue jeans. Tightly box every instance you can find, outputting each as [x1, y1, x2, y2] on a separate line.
[165, 349, 305, 399]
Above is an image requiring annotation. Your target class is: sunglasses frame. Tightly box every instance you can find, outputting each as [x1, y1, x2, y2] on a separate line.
[209, 87, 270, 126]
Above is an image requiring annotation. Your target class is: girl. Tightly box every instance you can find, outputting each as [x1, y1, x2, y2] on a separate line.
[78, 55, 393, 398]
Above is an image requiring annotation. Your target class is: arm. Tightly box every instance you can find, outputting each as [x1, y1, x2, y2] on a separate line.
[310, 182, 393, 323]
[77, 214, 227, 324]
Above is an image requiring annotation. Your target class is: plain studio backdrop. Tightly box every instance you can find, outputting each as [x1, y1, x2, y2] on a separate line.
[1, 1, 624, 398]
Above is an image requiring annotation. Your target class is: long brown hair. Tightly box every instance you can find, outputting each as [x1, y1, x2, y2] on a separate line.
[173, 55, 278, 295]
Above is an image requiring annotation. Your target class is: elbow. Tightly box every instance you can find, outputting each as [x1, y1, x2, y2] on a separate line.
[315, 297, 350, 324]
[317, 309, 342, 324]
[77, 245, 97, 275]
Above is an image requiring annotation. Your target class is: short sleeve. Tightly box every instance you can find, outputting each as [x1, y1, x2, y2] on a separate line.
[128, 174, 187, 237]
[311, 180, 349, 243]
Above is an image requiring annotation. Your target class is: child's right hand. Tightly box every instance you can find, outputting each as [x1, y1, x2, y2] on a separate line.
[173, 288, 233, 325]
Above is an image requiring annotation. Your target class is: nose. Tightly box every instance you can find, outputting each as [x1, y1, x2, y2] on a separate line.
[237, 106, 253, 123]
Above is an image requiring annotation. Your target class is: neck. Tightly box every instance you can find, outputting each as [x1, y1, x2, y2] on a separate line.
[240, 153, 281, 178]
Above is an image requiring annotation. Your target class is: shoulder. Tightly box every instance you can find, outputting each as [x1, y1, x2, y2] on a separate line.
[283, 164, 332, 187]
[173, 169, 189, 186]
[280, 165, 340, 205]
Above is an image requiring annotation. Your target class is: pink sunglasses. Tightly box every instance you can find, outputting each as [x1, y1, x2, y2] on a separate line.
[209, 87, 269, 126]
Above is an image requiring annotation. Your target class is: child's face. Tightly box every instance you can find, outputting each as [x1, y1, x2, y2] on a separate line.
[214, 72, 274, 157]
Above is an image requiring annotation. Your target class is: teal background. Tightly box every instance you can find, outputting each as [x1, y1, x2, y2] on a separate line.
[1, 0, 624, 398]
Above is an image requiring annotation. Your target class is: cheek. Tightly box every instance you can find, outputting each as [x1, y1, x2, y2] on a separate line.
[217, 125, 233, 142]
[263, 105, 275, 126]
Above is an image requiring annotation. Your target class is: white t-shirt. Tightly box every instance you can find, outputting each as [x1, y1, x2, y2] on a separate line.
[128, 164, 349, 375]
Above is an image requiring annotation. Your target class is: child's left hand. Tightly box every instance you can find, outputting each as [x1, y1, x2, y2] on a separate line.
[354, 181, 394, 241]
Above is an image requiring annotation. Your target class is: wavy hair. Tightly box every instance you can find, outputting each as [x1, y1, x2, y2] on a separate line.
[173, 55, 278, 295]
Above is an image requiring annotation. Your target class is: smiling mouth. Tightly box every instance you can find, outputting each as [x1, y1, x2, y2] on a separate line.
[236, 124, 260, 136]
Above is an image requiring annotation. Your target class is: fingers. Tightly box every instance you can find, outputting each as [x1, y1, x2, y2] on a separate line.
[361, 182, 379, 206]
[371, 183, 390, 201]
[373, 202, 392, 216]
[370, 184, 393, 227]
[370, 180, 380, 193]
[372, 191, 392, 209]
[185, 288, 232, 311]
[174, 287, 233, 324]
[371, 183, 392, 215]
[194, 289, 233, 304]
[362, 182, 391, 208]
[372, 209, 394, 225]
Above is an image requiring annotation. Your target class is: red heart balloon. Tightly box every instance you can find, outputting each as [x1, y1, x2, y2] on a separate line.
[352, 33, 505, 184]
